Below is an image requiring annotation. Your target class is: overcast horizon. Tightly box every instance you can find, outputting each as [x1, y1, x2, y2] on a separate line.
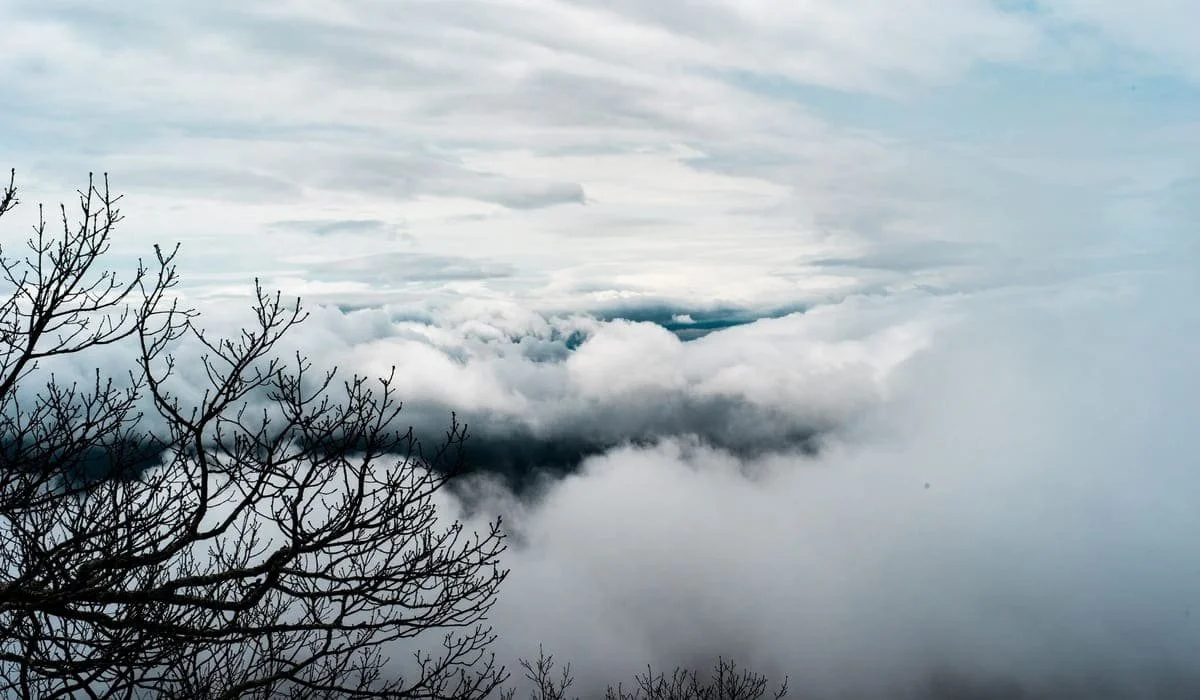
[4, 1, 1200, 697]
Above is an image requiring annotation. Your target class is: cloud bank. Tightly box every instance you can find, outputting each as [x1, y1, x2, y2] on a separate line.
[475, 273, 1200, 698]
[3, 0, 1200, 696]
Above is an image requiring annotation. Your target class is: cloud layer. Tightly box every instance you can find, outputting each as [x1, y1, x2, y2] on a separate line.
[3, 1, 1200, 697]
[478, 275, 1200, 698]
[3, 0, 1197, 314]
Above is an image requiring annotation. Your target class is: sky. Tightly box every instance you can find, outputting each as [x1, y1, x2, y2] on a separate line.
[3, 1, 1200, 697]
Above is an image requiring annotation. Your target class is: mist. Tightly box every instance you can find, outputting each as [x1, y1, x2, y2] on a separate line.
[466, 270, 1200, 698]
[4, 0, 1200, 696]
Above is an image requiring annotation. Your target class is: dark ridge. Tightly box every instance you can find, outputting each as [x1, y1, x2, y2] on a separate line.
[457, 434, 605, 493]
[593, 303, 806, 340]
[330, 301, 805, 344]
[450, 424, 823, 495]
[0, 435, 169, 488]
[5, 420, 821, 498]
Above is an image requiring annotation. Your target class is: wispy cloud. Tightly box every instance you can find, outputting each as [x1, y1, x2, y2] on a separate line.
[2, 0, 1194, 309]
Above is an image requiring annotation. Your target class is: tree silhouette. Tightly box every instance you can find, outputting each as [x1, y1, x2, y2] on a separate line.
[503, 648, 788, 700]
[0, 170, 509, 699]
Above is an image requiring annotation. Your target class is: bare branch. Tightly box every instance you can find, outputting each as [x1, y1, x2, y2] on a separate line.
[0, 172, 510, 698]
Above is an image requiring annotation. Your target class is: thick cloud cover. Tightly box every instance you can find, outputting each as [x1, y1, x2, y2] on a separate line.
[471, 269, 1200, 698]
[4, 0, 1200, 696]
[62, 292, 905, 489]
[27, 253, 1200, 698]
[8, 222, 1199, 698]
[123, 264, 1192, 698]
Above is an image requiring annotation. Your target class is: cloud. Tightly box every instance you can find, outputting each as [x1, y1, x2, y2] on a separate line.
[12, 256, 1198, 698]
[268, 218, 413, 241]
[3, 1, 1200, 697]
[5, 0, 1192, 315]
[113, 162, 304, 201]
[305, 252, 518, 285]
[255, 295, 936, 485]
[487, 181, 587, 210]
[11, 285, 926, 492]
[477, 277, 1200, 698]
[1043, 2, 1200, 80]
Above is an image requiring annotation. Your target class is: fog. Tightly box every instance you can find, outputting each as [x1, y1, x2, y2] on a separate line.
[14, 234, 1199, 698]
[464, 270, 1200, 697]
[4, 0, 1200, 696]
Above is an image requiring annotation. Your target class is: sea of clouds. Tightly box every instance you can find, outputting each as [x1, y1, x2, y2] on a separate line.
[4, 0, 1200, 696]
[30, 264, 1198, 698]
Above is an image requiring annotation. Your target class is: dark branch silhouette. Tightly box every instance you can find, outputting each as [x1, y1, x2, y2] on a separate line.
[0, 171, 509, 699]
[604, 658, 788, 700]
[503, 648, 788, 700]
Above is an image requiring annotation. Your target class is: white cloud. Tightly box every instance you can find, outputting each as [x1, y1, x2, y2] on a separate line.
[1046, 2, 1200, 79]
[481, 279, 1200, 697]
[5, 0, 1190, 314]
[3, 1, 1199, 695]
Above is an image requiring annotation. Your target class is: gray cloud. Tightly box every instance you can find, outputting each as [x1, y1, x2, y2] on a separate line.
[36, 291, 915, 496]
[486, 181, 586, 210]
[305, 252, 518, 285]
[286, 150, 587, 210]
[110, 163, 304, 202]
[9, 248, 1198, 698]
[3, 2, 1200, 697]
[808, 240, 989, 272]
[476, 276, 1200, 698]
[254, 297, 921, 489]
[5, 0, 1190, 318]
[268, 219, 413, 241]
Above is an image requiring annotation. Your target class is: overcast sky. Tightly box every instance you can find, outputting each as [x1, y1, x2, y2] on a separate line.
[3, 2, 1200, 697]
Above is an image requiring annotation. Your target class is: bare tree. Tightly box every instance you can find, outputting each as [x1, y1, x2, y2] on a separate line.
[604, 658, 788, 700]
[504, 649, 787, 700]
[501, 647, 576, 700]
[0, 170, 509, 699]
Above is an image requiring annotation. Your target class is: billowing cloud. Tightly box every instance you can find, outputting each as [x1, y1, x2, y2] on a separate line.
[244, 294, 935, 485]
[2, 0, 1199, 697]
[478, 275, 1200, 698]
